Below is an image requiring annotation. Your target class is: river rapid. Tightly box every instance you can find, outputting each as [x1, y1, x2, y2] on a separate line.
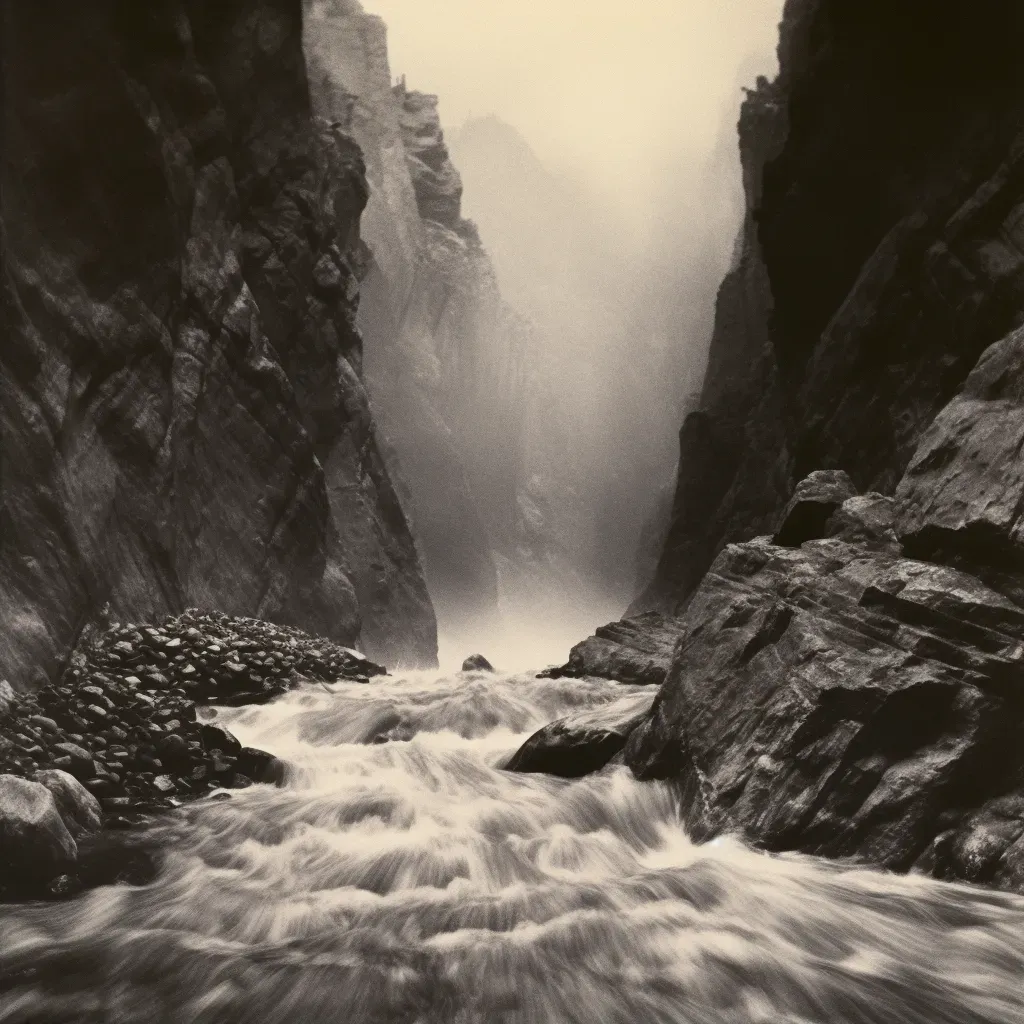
[2, 668, 1024, 1024]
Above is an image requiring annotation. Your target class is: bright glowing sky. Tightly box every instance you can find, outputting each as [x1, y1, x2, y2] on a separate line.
[360, 0, 785, 224]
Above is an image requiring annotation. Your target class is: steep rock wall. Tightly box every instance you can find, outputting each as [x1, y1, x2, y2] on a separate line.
[0, 0, 438, 688]
[304, 0, 536, 639]
[639, 0, 1024, 614]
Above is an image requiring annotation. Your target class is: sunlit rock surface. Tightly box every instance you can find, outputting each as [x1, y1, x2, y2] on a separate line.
[0, 0, 438, 687]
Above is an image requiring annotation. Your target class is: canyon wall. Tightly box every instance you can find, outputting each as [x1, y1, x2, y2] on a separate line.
[304, 0, 540, 640]
[0, 0, 438, 689]
[546, 0, 1024, 892]
[637, 0, 1024, 615]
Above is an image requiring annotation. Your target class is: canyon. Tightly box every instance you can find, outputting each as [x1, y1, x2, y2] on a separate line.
[3, 3, 1024, 1019]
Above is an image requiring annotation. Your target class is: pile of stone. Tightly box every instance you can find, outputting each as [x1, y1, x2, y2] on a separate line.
[0, 609, 385, 900]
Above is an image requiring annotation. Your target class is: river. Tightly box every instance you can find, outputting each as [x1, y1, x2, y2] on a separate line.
[2, 668, 1024, 1023]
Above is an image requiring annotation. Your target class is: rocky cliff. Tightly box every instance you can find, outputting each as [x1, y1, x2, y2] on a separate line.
[1, 0, 438, 689]
[637, 0, 1024, 615]
[538, 0, 1024, 893]
[304, 0, 539, 641]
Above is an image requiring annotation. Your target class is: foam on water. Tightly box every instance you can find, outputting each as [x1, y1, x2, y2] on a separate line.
[2, 669, 1024, 1023]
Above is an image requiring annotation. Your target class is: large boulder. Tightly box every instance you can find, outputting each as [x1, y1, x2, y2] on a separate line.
[461, 654, 494, 673]
[623, 534, 1024, 888]
[32, 770, 102, 839]
[506, 695, 655, 779]
[0, 775, 78, 897]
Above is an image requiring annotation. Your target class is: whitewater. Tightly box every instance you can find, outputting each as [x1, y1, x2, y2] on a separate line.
[2, 667, 1024, 1023]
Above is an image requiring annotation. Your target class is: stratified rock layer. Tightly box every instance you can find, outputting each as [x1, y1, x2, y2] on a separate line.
[545, 612, 681, 687]
[1, 0, 438, 689]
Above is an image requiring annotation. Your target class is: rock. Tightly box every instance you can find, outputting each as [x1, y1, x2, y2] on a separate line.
[636, 2, 1024, 616]
[543, 612, 681, 686]
[0, 0, 439, 688]
[200, 724, 242, 756]
[461, 654, 495, 673]
[896, 326, 1024, 568]
[623, 533, 1024, 886]
[0, 775, 78, 896]
[157, 734, 190, 771]
[52, 743, 95, 780]
[824, 493, 901, 554]
[235, 748, 287, 786]
[32, 770, 102, 839]
[773, 470, 858, 547]
[506, 695, 655, 779]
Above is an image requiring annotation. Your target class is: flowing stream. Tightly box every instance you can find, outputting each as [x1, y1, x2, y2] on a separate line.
[2, 668, 1024, 1023]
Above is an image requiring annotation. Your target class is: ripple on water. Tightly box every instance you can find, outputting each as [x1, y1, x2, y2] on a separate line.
[2, 670, 1024, 1024]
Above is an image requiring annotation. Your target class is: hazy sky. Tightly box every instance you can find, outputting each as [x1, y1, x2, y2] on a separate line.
[360, 0, 785, 225]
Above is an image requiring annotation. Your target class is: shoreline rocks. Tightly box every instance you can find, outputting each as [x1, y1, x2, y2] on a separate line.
[0, 609, 384, 902]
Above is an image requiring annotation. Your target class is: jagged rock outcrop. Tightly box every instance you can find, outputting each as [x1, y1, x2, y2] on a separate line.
[567, 449, 1024, 891]
[304, 0, 538, 638]
[545, 612, 681, 687]
[1, 0, 438, 688]
[637, 0, 1024, 616]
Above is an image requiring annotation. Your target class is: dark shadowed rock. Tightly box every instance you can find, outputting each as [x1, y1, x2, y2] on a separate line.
[623, 533, 1024, 888]
[236, 748, 287, 787]
[0, 776, 78, 897]
[543, 612, 681, 686]
[0, 0, 438, 687]
[201, 724, 243, 757]
[506, 696, 655, 779]
[461, 654, 495, 673]
[774, 470, 858, 547]
[638, 0, 1024, 616]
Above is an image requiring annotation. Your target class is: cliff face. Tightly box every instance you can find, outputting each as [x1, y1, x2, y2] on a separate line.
[547, 0, 1024, 892]
[1, 0, 438, 689]
[639, 0, 1024, 614]
[304, 0, 537, 640]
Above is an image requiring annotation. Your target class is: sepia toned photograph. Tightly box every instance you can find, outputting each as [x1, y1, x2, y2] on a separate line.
[2, 1, 1024, 1020]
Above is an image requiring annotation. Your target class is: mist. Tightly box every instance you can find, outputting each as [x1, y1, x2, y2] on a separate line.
[352, 0, 786, 668]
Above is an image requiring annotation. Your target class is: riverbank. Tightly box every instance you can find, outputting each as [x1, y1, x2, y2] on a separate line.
[0, 610, 383, 901]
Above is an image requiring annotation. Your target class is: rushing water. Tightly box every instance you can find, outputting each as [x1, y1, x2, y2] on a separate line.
[2, 668, 1024, 1024]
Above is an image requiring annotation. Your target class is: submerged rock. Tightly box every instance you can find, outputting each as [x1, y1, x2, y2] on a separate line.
[461, 654, 495, 673]
[505, 697, 654, 779]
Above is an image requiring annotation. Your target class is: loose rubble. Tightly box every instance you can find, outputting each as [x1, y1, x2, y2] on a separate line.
[0, 608, 385, 900]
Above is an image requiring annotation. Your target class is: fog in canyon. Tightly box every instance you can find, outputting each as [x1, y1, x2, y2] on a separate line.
[357, 0, 786, 668]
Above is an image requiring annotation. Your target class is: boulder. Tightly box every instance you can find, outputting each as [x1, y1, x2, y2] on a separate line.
[506, 696, 654, 779]
[236, 748, 287, 786]
[461, 654, 494, 673]
[774, 470, 858, 547]
[32, 770, 102, 839]
[200, 723, 242, 756]
[623, 534, 1024, 888]
[0, 775, 78, 896]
